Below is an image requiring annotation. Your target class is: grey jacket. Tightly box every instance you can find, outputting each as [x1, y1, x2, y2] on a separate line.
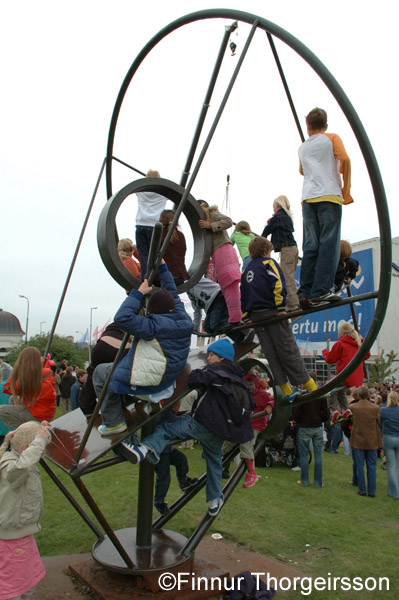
[208, 206, 233, 252]
[0, 434, 49, 539]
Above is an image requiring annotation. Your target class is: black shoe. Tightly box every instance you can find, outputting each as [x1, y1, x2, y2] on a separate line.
[299, 298, 311, 310]
[357, 491, 367, 496]
[222, 467, 230, 479]
[180, 477, 198, 492]
[155, 502, 170, 515]
[368, 492, 376, 497]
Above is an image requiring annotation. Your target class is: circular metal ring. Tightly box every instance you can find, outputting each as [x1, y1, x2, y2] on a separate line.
[97, 177, 212, 294]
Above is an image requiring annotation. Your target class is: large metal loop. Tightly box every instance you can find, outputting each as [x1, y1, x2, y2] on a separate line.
[97, 177, 212, 294]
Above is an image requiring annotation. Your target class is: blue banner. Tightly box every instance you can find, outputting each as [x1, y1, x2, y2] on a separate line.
[292, 248, 375, 354]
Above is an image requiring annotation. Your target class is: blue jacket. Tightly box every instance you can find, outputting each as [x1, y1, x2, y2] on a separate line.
[109, 263, 193, 395]
[261, 209, 297, 250]
[241, 256, 287, 315]
[380, 406, 399, 437]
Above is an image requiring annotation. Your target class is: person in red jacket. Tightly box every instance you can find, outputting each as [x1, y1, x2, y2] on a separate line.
[0, 347, 56, 429]
[322, 321, 369, 425]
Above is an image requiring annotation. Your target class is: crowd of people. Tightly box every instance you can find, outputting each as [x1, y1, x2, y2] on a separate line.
[1, 106, 397, 600]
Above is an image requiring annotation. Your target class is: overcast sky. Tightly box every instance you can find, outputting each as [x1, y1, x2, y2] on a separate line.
[1, 0, 397, 341]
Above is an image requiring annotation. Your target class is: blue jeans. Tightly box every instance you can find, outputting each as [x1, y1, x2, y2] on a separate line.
[383, 435, 399, 498]
[299, 201, 342, 299]
[299, 427, 324, 487]
[142, 414, 223, 502]
[325, 421, 342, 452]
[351, 446, 358, 485]
[154, 448, 188, 506]
[353, 448, 377, 495]
[93, 362, 127, 426]
[204, 293, 244, 343]
[136, 225, 154, 280]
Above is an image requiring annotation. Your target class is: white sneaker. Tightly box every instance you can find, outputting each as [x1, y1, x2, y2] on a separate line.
[291, 466, 301, 471]
[208, 494, 224, 516]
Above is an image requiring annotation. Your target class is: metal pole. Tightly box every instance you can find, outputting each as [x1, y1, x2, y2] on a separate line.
[266, 32, 305, 143]
[180, 21, 237, 188]
[89, 307, 97, 363]
[19, 295, 29, 343]
[43, 157, 107, 358]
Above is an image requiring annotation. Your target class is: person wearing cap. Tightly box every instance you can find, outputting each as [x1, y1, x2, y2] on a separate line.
[94, 260, 193, 435]
[117, 337, 253, 517]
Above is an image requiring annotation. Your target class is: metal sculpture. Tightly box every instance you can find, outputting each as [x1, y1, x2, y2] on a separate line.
[42, 8, 390, 589]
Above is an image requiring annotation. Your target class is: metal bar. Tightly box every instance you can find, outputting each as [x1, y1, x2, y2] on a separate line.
[266, 32, 305, 142]
[151, 20, 259, 278]
[44, 157, 107, 358]
[40, 459, 104, 540]
[111, 156, 146, 177]
[136, 421, 156, 548]
[346, 285, 359, 331]
[74, 331, 130, 465]
[231, 290, 379, 333]
[72, 476, 135, 569]
[180, 21, 237, 187]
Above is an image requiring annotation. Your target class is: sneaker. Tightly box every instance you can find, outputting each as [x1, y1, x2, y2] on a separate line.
[118, 440, 147, 464]
[180, 477, 198, 492]
[291, 466, 301, 472]
[341, 408, 352, 421]
[283, 388, 307, 404]
[155, 502, 170, 515]
[243, 472, 259, 488]
[243, 328, 256, 344]
[98, 422, 127, 436]
[297, 481, 308, 487]
[368, 493, 376, 497]
[357, 491, 367, 496]
[330, 410, 341, 426]
[310, 292, 340, 306]
[286, 305, 300, 312]
[208, 494, 224, 516]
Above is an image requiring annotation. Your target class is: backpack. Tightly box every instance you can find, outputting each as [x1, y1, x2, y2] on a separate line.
[193, 367, 255, 444]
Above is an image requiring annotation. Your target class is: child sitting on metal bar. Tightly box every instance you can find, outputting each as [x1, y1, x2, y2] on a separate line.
[94, 260, 193, 436]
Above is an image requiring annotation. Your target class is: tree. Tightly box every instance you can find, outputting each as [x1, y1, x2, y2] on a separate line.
[368, 349, 398, 385]
[5, 334, 89, 367]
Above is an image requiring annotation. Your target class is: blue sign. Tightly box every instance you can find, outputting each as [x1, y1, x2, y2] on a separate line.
[292, 248, 375, 354]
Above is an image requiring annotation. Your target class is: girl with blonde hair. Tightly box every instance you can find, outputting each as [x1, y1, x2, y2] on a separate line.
[261, 195, 299, 310]
[0, 421, 51, 600]
[118, 237, 141, 280]
[230, 220, 255, 270]
[322, 321, 370, 424]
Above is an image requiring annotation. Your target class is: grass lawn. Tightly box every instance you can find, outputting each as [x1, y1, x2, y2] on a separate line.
[37, 439, 397, 599]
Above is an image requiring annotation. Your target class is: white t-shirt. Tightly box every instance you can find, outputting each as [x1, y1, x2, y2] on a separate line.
[299, 134, 342, 201]
[135, 191, 167, 226]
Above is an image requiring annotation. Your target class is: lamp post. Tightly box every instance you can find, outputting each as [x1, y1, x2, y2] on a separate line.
[19, 295, 30, 343]
[40, 321, 46, 336]
[89, 307, 98, 363]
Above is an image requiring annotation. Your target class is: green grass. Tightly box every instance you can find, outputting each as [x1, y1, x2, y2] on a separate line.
[37, 443, 398, 599]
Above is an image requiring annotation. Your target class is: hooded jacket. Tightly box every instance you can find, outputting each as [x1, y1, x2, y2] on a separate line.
[109, 263, 193, 395]
[244, 373, 274, 431]
[0, 434, 49, 539]
[322, 335, 370, 387]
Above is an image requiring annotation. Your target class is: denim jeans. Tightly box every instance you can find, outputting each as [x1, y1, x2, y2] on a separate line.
[93, 362, 127, 426]
[325, 422, 342, 452]
[142, 414, 223, 502]
[204, 293, 244, 343]
[154, 448, 188, 506]
[299, 201, 342, 299]
[299, 427, 324, 487]
[353, 448, 377, 495]
[135, 225, 154, 279]
[383, 435, 399, 498]
[351, 446, 358, 485]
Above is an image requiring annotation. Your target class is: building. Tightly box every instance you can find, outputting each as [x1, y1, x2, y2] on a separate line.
[0, 309, 25, 357]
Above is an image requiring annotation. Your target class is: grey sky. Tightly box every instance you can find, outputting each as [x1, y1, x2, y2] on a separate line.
[1, 0, 396, 340]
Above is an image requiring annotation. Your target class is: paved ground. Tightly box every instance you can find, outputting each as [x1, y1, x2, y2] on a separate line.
[30, 536, 305, 599]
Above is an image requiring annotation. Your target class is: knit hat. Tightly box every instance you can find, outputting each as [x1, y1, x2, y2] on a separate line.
[147, 289, 175, 314]
[207, 338, 234, 361]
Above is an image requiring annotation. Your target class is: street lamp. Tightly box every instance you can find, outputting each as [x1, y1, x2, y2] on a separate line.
[89, 307, 98, 363]
[40, 321, 46, 336]
[19, 295, 30, 343]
